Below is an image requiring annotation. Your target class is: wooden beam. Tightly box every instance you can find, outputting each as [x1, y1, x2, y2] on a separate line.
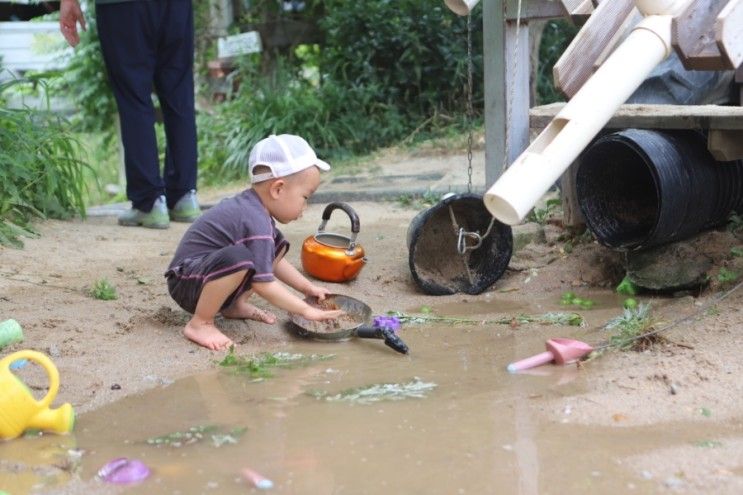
[715, 0, 743, 70]
[672, 0, 729, 71]
[559, 0, 595, 23]
[552, 0, 635, 98]
[592, 7, 641, 69]
[531, 102, 743, 131]
[504, 0, 566, 21]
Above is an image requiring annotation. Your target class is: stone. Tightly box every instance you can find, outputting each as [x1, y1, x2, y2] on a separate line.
[626, 240, 713, 291]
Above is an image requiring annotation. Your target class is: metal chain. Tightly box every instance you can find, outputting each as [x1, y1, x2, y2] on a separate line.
[466, 13, 474, 193]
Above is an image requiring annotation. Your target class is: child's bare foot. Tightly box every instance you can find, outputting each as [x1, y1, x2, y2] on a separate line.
[184, 318, 233, 351]
[222, 301, 276, 324]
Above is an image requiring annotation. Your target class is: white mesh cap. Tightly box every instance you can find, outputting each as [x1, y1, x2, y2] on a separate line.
[249, 134, 330, 183]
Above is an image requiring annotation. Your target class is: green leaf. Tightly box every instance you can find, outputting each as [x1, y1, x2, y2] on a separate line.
[616, 276, 638, 296]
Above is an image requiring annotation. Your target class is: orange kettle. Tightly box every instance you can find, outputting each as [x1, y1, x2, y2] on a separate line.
[302, 202, 366, 282]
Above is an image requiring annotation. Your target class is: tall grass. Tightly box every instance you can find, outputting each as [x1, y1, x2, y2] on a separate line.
[0, 79, 89, 247]
[197, 64, 411, 184]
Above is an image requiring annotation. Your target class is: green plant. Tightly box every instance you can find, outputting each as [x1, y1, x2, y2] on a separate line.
[616, 276, 638, 296]
[527, 197, 561, 224]
[396, 189, 440, 209]
[717, 267, 739, 284]
[310, 378, 437, 404]
[730, 246, 743, 257]
[623, 297, 638, 310]
[559, 291, 595, 310]
[89, 278, 117, 300]
[728, 212, 743, 234]
[0, 79, 89, 247]
[388, 310, 584, 327]
[605, 303, 656, 350]
[320, 1, 482, 120]
[218, 348, 333, 378]
[536, 20, 579, 104]
[705, 305, 720, 317]
[146, 425, 247, 448]
[61, 1, 117, 141]
[198, 61, 411, 183]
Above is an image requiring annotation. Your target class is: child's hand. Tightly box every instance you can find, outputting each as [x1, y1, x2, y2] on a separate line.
[302, 307, 344, 321]
[305, 284, 332, 301]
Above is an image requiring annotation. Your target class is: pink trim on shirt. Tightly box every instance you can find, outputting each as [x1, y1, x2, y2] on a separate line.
[234, 234, 274, 245]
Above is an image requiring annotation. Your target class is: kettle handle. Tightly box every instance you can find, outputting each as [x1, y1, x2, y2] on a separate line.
[0, 350, 59, 409]
[318, 202, 361, 235]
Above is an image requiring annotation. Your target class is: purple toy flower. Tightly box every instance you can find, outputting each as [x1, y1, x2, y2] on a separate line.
[97, 457, 150, 485]
[372, 315, 402, 333]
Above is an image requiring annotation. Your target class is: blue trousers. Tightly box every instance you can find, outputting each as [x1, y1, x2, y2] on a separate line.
[96, 0, 198, 212]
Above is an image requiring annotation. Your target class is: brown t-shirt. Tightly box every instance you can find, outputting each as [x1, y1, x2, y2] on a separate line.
[166, 189, 287, 283]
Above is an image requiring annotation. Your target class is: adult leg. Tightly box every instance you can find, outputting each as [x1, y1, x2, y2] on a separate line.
[96, 2, 164, 212]
[153, 0, 198, 210]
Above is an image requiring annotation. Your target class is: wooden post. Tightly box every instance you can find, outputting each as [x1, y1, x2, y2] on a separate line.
[483, 0, 529, 188]
[483, 0, 566, 188]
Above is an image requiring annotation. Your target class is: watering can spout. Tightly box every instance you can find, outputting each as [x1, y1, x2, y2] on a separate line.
[27, 403, 75, 435]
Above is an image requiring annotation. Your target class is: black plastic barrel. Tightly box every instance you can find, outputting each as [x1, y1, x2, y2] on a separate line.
[576, 129, 743, 250]
[407, 193, 513, 295]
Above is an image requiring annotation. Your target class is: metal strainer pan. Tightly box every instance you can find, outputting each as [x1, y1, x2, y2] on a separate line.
[289, 294, 408, 354]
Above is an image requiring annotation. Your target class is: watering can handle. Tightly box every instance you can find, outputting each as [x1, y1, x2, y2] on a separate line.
[318, 202, 361, 235]
[0, 350, 59, 408]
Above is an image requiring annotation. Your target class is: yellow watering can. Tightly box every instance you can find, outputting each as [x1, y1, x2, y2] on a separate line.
[0, 350, 75, 440]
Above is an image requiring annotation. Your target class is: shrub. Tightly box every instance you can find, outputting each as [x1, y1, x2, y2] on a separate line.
[197, 62, 409, 183]
[319, 0, 482, 118]
[0, 79, 88, 247]
[198, 1, 481, 183]
[536, 20, 579, 104]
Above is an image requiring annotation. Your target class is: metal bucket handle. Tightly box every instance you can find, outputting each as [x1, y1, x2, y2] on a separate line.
[316, 202, 360, 253]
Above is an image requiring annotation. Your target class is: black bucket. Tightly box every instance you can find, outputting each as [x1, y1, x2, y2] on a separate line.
[576, 129, 743, 250]
[407, 193, 513, 295]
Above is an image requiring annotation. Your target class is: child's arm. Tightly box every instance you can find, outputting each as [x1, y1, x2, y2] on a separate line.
[251, 280, 342, 321]
[274, 258, 332, 300]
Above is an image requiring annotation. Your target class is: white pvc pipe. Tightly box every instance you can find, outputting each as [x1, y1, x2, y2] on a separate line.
[483, 17, 669, 224]
[445, 0, 481, 16]
[483, 0, 693, 225]
[635, 0, 692, 16]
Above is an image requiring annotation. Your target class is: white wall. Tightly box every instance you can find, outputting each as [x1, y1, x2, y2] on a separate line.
[0, 21, 71, 78]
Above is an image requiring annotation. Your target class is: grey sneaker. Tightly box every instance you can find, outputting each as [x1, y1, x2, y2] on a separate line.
[118, 195, 170, 229]
[169, 189, 202, 222]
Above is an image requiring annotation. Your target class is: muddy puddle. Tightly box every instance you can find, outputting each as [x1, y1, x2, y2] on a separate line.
[1, 293, 733, 494]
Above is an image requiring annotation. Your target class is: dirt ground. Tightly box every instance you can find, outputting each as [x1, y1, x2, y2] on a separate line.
[1, 155, 743, 492]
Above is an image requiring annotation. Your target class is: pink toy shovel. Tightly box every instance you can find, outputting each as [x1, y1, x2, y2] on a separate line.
[507, 338, 593, 373]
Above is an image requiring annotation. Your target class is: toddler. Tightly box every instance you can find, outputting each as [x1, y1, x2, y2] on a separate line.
[165, 134, 343, 350]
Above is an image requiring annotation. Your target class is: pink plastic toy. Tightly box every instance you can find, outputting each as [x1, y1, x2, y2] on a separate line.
[506, 338, 593, 373]
[242, 467, 274, 490]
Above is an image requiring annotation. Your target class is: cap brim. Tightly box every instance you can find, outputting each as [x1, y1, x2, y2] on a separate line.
[315, 159, 331, 171]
